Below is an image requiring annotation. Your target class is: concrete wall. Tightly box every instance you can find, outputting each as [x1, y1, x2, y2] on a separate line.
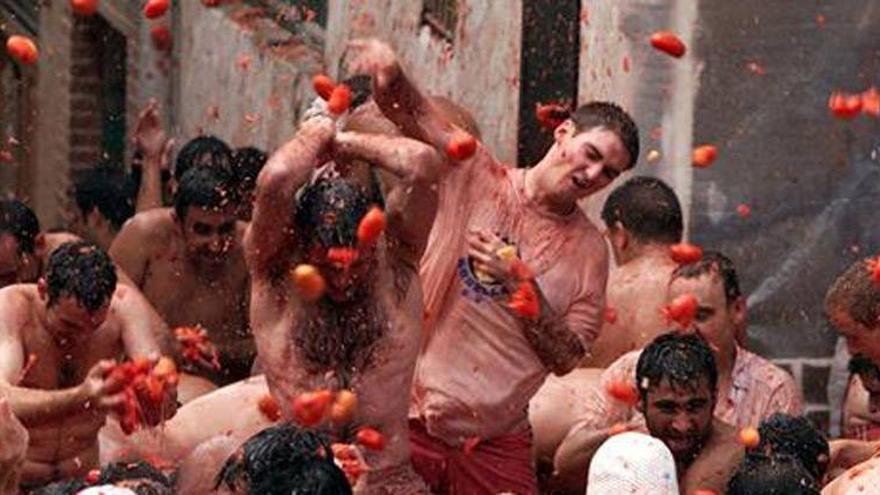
[577, 0, 700, 237]
[176, 3, 323, 152]
[689, 0, 880, 430]
[325, 0, 523, 164]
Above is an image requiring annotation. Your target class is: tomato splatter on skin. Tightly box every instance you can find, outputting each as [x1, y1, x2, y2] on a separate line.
[257, 394, 281, 422]
[604, 307, 618, 325]
[663, 294, 699, 329]
[606, 381, 639, 407]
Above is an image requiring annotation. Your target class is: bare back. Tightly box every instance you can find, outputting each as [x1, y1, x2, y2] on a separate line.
[110, 209, 252, 384]
[584, 252, 678, 367]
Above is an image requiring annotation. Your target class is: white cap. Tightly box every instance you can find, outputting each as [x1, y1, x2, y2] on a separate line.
[77, 486, 138, 495]
[586, 432, 679, 495]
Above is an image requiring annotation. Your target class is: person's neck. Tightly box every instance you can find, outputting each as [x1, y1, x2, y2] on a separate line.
[621, 243, 674, 265]
[715, 344, 738, 393]
[524, 150, 577, 217]
[94, 228, 115, 252]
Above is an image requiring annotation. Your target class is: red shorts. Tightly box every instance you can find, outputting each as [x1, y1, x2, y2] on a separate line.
[409, 419, 538, 495]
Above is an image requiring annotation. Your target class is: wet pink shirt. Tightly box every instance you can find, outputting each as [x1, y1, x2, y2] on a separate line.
[569, 346, 804, 435]
[412, 147, 608, 444]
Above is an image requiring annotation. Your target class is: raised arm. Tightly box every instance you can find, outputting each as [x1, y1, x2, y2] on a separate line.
[333, 131, 447, 258]
[347, 39, 465, 151]
[132, 99, 172, 212]
[244, 117, 335, 277]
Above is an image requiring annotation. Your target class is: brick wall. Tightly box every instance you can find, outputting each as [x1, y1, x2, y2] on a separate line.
[69, 16, 104, 172]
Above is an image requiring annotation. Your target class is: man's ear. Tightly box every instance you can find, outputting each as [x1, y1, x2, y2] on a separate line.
[86, 208, 105, 229]
[34, 233, 46, 252]
[635, 388, 646, 414]
[37, 277, 48, 301]
[553, 119, 575, 144]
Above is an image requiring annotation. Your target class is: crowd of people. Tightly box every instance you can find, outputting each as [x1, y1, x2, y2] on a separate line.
[0, 38, 878, 494]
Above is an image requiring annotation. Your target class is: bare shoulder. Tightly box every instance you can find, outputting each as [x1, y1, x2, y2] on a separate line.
[0, 285, 37, 327]
[119, 208, 176, 243]
[42, 232, 81, 251]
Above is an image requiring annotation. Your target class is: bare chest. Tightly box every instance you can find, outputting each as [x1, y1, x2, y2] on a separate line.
[141, 254, 248, 331]
[20, 325, 123, 389]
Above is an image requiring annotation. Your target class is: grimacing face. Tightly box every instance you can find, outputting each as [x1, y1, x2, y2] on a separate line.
[551, 124, 631, 202]
[641, 377, 715, 466]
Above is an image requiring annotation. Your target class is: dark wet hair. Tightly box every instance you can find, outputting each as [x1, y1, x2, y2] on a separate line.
[757, 413, 829, 480]
[849, 354, 880, 377]
[232, 147, 268, 189]
[636, 331, 718, 398]
[173, 166, 236, 221]
[216, 423, 346, 495]
[571, 101, 640, 169]
[286, 457, 352, 495]
[0, 199, 40, 254]
[601, 176, 682, 244]
[30, 480, 88, 495]
[96, 461, 174, 495]
[727, 453, 820, 494]
[73, 167, 136, 231]
[825, 257, 880, 328]
[45, 241, 117, 311]
[342, 74, 374, 111]
[295, 177, 373, 249]
[671, 251, 742, 305]
[174, 135, 233, 182]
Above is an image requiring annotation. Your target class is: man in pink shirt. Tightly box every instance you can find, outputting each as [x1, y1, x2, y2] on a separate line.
[555, 252, 803, 491]
[348, 39, 639, 493]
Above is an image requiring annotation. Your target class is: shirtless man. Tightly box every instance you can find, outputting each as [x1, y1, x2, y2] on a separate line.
[67, 167, 135, 251]
[554, 252, 802, 492]
[530, 176, 683, 474]
[556, 332, 744, 494]
[346, 38, 638, 493]
[0, 397, 28, 495]
[0, 241, 175, 490]
[244, 88, 448, 493]
[110, 166, 251, 387]
[822, 257, 880, 493]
